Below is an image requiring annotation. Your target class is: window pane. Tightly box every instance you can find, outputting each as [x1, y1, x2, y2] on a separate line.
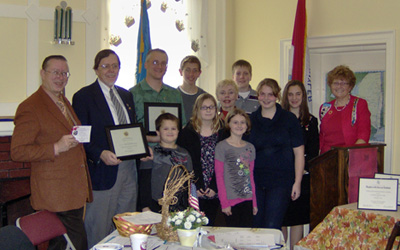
[109, 0, 192, 90]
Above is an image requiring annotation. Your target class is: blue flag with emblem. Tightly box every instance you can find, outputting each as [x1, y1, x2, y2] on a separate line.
[135, 0, 152, 84]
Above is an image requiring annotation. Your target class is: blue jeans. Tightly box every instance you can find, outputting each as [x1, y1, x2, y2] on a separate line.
[253, 185, 291, 229]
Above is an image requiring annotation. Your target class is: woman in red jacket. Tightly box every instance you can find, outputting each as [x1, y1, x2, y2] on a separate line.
[319, 65, 371, 154]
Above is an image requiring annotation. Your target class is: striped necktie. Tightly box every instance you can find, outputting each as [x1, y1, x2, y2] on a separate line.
[110, 88, 127, 125]
[56, 96, 74, 126]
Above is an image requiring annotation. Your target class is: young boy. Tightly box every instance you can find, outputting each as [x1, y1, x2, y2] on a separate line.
[232, 60, 259, 114]
[139, 113, 193, 212]
[178, 56, 207, 123]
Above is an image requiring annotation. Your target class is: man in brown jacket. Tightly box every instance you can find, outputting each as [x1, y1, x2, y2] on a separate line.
[11, 55, 92, 250]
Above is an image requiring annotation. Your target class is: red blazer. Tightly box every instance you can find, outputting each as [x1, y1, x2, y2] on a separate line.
[11, 86, 93, 212]
[319, 95, 371, 154]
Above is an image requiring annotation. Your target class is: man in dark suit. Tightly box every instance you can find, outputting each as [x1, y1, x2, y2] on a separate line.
[72, 50, 138, 248]
[11, 55, 93, 250]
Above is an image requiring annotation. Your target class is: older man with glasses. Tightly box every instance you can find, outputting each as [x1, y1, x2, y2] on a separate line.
[11, 55, 93, 250]
[72, 49, 138, 248]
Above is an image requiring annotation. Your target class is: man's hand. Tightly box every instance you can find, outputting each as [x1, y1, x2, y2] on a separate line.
[140, 147, 154, 161]
[54, 135, 79, 156]
[100, 150, 122, 165]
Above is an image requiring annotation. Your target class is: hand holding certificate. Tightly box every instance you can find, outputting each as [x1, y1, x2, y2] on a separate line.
[72, 125, 91, 143]
[106, 124, 150, 160]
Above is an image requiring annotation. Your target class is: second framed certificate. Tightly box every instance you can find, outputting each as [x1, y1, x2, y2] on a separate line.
[144, 102, 182, 135]
[106, 123, 150, 160]
[358, 177, 398, 211]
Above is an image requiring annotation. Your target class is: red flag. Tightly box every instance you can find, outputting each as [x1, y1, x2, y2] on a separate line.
[292, 0, 313, 110]
[291, 0, 307, 81]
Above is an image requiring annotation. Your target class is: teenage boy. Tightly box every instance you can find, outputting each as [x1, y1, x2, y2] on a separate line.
[178, 55, 207, 122]
[139, 113, 193, 212]
[232, 60, 259, 114]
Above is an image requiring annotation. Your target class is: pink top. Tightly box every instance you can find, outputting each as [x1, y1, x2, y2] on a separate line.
[215, 159, 257, 209]
[319, 95, 371, 154]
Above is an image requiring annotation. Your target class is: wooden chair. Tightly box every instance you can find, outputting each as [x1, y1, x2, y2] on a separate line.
[386, 221, 400, 250]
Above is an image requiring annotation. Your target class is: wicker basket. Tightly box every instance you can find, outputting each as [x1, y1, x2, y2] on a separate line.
[113, 212, 154, 237]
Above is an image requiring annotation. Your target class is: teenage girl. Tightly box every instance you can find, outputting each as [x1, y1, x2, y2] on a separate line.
[177, 93, 226, 226]
[281, 80, 319, 249]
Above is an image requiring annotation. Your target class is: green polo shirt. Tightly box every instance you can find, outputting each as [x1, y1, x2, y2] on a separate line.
[130, 79, 187, 126]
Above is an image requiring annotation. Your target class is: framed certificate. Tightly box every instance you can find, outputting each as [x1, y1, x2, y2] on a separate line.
[144, 102, 182, 135]
[105, 123, 150, 160]
[375, 173, 400, 205]
[358, 177, 398, 211]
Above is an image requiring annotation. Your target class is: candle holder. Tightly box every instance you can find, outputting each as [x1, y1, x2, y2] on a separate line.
[53, 1, 74, 45]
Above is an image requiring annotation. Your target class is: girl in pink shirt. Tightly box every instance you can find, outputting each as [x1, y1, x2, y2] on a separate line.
[215, 109, 257, 227]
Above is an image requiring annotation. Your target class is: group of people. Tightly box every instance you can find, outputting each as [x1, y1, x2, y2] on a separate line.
[10, 45, 371, 250]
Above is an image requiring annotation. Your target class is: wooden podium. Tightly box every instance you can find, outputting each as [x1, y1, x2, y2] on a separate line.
[309, 143, 386, 229]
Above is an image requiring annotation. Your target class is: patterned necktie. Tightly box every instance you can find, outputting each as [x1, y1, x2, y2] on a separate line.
[56, 96, 74, 126]
[110, 88, 127, 125]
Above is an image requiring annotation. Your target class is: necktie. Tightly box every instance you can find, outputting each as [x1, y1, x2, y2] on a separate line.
[56, 96, 74, 126]
[110, 88, 127, 125]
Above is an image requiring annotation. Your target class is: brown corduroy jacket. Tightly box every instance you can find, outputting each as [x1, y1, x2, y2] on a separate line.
[11, 86, 93, 212]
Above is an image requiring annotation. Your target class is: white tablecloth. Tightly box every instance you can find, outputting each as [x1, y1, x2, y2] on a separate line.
[93, 226, 286, 250]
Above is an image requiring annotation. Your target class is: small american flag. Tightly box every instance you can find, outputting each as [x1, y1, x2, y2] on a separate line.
[189, 182, 200, 211]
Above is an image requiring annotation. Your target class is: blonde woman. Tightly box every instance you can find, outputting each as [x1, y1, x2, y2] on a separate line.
[216, 79, 239, 120]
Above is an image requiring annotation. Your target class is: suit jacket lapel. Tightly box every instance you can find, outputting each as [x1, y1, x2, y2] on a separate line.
[38, 87, 72, 131]
[93, 81, 115, 125]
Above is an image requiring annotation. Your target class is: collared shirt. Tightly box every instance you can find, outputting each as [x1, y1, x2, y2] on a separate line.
[130, 79, 187, 126]
[235, 87, 260, 114]
[98, 79, 131, 125]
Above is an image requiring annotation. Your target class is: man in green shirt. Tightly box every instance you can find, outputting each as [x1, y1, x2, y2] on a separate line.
[130, 48, 186, 143]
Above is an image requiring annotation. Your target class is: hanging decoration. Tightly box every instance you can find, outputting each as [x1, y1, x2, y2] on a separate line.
[125, 16, 135, 27]
[191, 40, 199, 52]
[111, 0, 207, 51]
[110, 35, 122, 46]
[175, 20, 184, 32]
[161, 2, 168, 12]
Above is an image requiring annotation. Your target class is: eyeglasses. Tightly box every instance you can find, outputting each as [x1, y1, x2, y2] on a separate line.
[332, 81, 349, 87]
[200, 105, 215, 111]
[45, 70, 70, 78]
[152, 60, 167, 67]
[100, 64, 119, 70]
